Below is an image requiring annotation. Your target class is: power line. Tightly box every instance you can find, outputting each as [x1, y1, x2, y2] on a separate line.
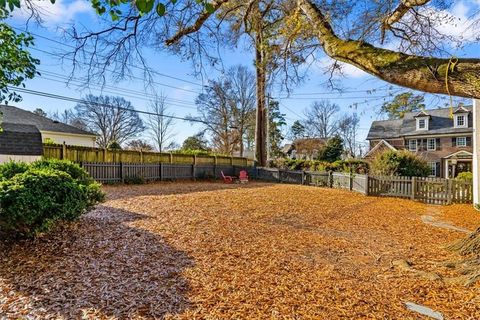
[36, 69, 198, 109]
[7, 86, 219, 127]
[13, 26, 205, 88]
[29, 47, 203, 95]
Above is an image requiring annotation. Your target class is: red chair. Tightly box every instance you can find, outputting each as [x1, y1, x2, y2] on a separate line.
[239, 170, 249, 183]
[221, 171, 236, 183]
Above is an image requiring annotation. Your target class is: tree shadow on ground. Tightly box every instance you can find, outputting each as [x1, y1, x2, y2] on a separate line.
[0, 207, 193, 319]
[104, 180, 273, 201]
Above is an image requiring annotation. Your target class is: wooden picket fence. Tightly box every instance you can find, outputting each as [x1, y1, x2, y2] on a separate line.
[256, 168, 472, 205]
[43, 143, 254, 166]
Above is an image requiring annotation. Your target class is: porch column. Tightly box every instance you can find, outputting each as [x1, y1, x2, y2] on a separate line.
[473, 99, 480, 207]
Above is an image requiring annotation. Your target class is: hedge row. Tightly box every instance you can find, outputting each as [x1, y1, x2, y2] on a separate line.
[268, 158, 369, 174]
[0, 159, 104, 237]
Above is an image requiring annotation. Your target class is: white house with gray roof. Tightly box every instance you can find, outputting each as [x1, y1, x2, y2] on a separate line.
[0, 105, 97, 162]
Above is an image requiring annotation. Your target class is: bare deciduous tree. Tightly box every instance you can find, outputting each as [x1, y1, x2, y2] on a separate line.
[146, 93, 175, 152]
[337, 113, 360, 157]
[74, 94, 144, 148]
[304, 100, 340, 139]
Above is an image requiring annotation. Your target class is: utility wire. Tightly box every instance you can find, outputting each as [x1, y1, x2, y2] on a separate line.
[13, 26, 205, 88]
[6, 86, 223, 127]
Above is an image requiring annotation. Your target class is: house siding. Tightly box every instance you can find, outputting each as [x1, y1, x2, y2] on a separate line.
[41, 131, 96, 147]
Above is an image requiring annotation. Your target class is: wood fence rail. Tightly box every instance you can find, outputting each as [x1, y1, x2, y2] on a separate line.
[43, 143, 255, 167]
[255, 168, 472, 205]
[81, 162, 256, 183]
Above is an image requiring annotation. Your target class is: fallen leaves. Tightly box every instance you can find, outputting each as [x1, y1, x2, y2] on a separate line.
[1, 181, 479, 319]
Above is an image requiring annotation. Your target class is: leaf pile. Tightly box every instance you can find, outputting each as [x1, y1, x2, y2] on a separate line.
[1, 182, 479, 319]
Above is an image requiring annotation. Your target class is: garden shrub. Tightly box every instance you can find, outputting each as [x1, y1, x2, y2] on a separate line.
[0, 161, 29, 179]
[0, 159, 105, 237]
[31, 159, 93, 185]
[0, 169, 86, 236]
[456, 172, 473, 182]
[371, 150, 430, 177]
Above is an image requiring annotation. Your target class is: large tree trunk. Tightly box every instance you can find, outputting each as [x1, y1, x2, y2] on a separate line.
[254, 21, 268, 166]
[298, 0, 480, 99]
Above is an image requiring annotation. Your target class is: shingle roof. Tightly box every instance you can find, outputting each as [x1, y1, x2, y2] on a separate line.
[0, 122, 43, 155]
[366, 106, 473, 140]
[0, 105, 96, 136]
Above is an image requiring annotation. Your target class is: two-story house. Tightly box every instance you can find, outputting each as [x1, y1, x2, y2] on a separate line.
[365, 106, 473, 178]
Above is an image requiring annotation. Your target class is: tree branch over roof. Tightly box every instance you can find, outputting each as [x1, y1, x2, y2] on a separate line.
[297, 0, 480, 99]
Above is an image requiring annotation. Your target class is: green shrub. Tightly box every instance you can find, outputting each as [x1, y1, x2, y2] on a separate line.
[0, 169, 87, 236]
[456, 172, 473, 182]
[0, 161, 29, 179]
[0, 159, 105, 237]
[32, 159, 93, 185]
[371, 150, 430, 177]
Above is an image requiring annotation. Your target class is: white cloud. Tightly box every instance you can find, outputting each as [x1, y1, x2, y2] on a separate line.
[423, 1, 480, 43]
[13, 0, 93, 26]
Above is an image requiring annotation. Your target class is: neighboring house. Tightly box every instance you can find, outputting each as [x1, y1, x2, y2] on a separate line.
[0, 123, 43, 162]
[284, 138, 327, 160]
[0, 105, 96, 147]
[365, 106, 473, 178]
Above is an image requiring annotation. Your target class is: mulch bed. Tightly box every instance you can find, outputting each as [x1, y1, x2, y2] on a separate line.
[1, 181, 479, 319]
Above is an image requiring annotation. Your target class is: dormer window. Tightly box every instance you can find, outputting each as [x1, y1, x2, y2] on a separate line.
[454, 114, 467, 128]
[418, 118, 427, 130]
[414, 111, 430, 131]
[453, 106, 470, 128]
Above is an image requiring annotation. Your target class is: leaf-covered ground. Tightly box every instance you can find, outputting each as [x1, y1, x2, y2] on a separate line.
[1, 182, 479, 319]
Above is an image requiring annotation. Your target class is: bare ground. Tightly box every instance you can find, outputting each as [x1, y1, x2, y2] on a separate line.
[1, 181, 479, 319]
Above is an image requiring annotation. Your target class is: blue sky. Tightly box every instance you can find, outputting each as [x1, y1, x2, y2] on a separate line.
[7, 0, 480, 150]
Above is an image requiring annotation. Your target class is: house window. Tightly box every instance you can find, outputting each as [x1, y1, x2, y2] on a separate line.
[418, 119, 426, 129]
[408, 139, 417, 151]
[427, 138, 436, 151]
[429, 162, 437, 177]
[416, 118, 428, 130]
[455, 114, 467, 128]
[456, 137, 467, 147]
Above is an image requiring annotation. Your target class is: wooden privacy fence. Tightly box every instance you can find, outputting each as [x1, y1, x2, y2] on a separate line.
[81, 162, 256, 183]
[43, 143, 254, 167]
[256, 168, 472, 205]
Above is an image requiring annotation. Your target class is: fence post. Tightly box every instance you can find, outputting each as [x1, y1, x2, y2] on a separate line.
[120, 162, 124, 184]
[140, 150, 143, 163]
[159, 162, 163, 181]
[214, 156, 217, 179]
[62, 142, 67, 160]
[230, 156, 234, 166]
[169, 153, 173, 164]
[364, 174, 370, 196]
[103, 148, 107, 162]
[301, 170, 305, 185]
[411, 176, 416, 200]
[349, 172, 353, 191]
[328, 171, 333, 188]
[278, 169, 281, 183]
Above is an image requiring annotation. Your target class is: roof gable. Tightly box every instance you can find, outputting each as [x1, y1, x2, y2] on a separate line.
[0, 105, 96, 137]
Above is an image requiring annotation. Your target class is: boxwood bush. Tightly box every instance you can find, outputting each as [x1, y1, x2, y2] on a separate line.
[0, 159, 104, 237]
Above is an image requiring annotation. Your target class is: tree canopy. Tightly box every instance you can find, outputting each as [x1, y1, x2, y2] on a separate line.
[0, 16, 39, 103]
[381, 92, 426, 119]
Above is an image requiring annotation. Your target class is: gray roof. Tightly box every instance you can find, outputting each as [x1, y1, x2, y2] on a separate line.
[0, 105, 95, 136]
[367, 106, 473, 140]
[0, 123, 43, 155]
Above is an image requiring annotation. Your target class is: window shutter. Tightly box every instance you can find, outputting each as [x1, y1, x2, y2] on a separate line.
[436, 162, 441, 177]
[452, 137, 456, 147]
[436, 138, 441, 151]
[422, 139, 427, 151]
[467, 137, 472, 146]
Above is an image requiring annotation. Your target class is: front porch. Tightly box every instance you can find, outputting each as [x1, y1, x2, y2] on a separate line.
[443, 151, 473, 179]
